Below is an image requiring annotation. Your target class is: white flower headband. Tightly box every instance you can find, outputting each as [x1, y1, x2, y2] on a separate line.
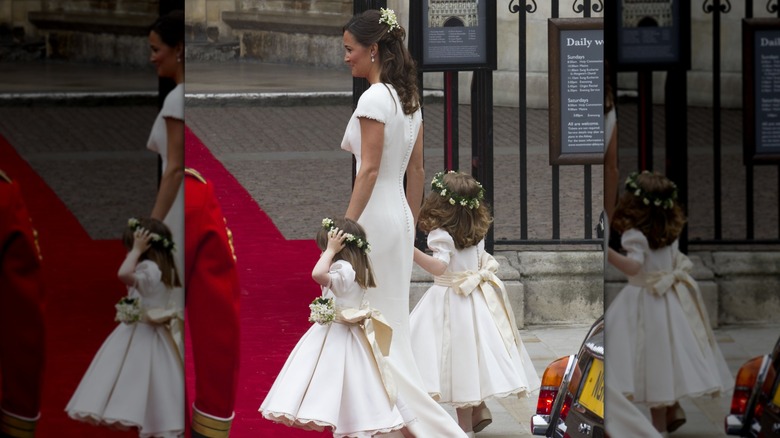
[625, 171, 677, 209]
[431, 171, 485, 210]
[379, 8, 400, 32]
[128, 218, 176, 253]
[322, 218, 371, 254]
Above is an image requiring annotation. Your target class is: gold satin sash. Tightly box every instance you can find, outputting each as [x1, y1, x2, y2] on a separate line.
[433, 252, 522, 354]
[628, 252, 715, 356]
[335, 307, 396, 405]
[144, 307, 185, 370]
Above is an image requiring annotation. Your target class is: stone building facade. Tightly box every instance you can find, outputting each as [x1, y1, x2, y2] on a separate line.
[427, 0, 479, 28]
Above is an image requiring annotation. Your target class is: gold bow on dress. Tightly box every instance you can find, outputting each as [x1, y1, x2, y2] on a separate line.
[435, 252, 522, 353]
[144, 307, 185, 369]
[628, 252, 715, 355]
[335, 307, 396, 404]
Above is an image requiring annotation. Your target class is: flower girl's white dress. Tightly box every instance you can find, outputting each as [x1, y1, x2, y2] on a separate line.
[606, 229, 732, 407]
[260, 261, 405, 438]
[66, 260, 184, 438]
[410, 229, 541, 406]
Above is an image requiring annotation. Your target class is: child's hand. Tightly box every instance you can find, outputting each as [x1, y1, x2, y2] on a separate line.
[133, 228, 153, 253]
[326, 228, 347, 253]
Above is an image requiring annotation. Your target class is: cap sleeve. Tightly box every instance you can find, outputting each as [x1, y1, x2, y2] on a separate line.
[133, 260, 162, 295]
[354, 84, 394, 124]
[621, 229, 649, 265]
[327, 261, 357, 296]
[427, 228, 455, 266]
[160, 85, 184, 120]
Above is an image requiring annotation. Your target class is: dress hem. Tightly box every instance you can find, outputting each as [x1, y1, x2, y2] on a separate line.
[434, 386, 533, 408]
[261, 410, 406, 438]
[623, 386, 725, 408]
[67, 411, 183, 438]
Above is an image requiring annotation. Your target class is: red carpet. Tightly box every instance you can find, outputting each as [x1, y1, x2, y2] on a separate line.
[0, 136, 134, 437]
[185, 128, 329, 437]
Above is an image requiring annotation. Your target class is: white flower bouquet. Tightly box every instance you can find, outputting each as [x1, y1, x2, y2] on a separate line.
[115, 296, 142, 324]
[308, 297, 335, 325]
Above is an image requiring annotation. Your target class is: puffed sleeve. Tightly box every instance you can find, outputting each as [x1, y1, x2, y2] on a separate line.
[621, 229, 649, 265]
[160, 85, 184, 120]
[327, 261, 357, 297]
[427, 229, 456, 266]
[133, 260, 163, 296]
[354, 84, 394, 124]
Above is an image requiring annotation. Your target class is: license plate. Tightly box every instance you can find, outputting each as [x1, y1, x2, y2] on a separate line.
[578, 358, 604, 419]
[773, 380, 780, 407]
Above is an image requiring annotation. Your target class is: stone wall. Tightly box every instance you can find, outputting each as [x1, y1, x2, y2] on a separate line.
[2, 0, 157, 66]
[409, 249, 779, 327]
[411, 250, 605, 327]
[605, 251, 780, 327]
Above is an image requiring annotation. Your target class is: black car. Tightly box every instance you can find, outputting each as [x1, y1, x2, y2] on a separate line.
[531, 317, 605, 438]
[726, 334, 780, 438]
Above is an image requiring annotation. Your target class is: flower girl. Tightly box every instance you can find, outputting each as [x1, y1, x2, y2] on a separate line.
[260, 218, 408, 437]
[66, 218, 184, 437]
[606, 171, 731, 435]
[409, 171, 541, 437]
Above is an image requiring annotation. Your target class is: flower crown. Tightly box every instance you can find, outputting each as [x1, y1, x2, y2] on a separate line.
[322, 218, 371, 254]
[625, 171, 677, 210]
[431, 171, 485, 210]
[127, 218, 176, 253]
[379, 8, 400, 32]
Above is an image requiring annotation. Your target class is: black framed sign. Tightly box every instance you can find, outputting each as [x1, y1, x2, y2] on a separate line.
[612, 0, 690, 71]
[743, 18, 780, 164]
[548, 18, 604, 165]
[410, 0, 497, 71]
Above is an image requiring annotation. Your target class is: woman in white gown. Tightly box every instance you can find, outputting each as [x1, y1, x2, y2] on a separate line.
[340, 9, 467, 437]
[146, 10, 185, 352]
[147, 11, 184, 283]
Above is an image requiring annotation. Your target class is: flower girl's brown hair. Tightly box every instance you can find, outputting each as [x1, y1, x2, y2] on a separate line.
[316, 218, 376, 289]
[417, 171, 493, 250]
[123, 217, 182, 288]
[611, 171, 687, 250]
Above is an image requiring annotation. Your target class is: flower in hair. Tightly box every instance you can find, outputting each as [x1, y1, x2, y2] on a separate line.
[624, 171, 677, 210]
[379, 8, 400, 32]
[127, 217, 176, 253]
[321, 217, 371, 254]
[431, 171, 484, 210]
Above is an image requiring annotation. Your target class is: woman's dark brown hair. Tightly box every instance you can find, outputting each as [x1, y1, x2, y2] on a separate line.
[123, 217, 182, 288]
[417, 172, 493, 249]
[316, 217, 376, 289]
[149, 9, 184, 49]
[343, 9, 420, 115]
[611, 171, 687, 249]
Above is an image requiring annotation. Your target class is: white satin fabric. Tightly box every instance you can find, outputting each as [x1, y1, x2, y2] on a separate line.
[66, 260, 184, 438]
[341, 84, 468, 437]
[260, 262, 405, 438]
[410, 230, 540, 407]
[605, 229, 732, 408]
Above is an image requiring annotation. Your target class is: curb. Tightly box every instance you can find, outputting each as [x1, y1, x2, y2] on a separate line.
[185, 90, 445, 107]
[0, 91, 158, 106]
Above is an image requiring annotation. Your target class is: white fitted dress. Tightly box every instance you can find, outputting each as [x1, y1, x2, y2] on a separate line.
[341, 83, 468, 437]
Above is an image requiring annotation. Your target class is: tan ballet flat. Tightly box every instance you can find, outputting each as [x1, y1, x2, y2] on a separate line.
[471, 402, 492, 433]
[666, 402, 686, 433]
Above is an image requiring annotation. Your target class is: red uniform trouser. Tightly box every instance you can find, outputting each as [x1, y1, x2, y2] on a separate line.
[184, 171, 240, 423]
[0, 179, 45, 423]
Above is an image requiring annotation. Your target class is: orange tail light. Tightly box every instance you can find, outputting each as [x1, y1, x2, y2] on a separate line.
[730, 356, 765, 415]
[536, 356, 571, 416]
